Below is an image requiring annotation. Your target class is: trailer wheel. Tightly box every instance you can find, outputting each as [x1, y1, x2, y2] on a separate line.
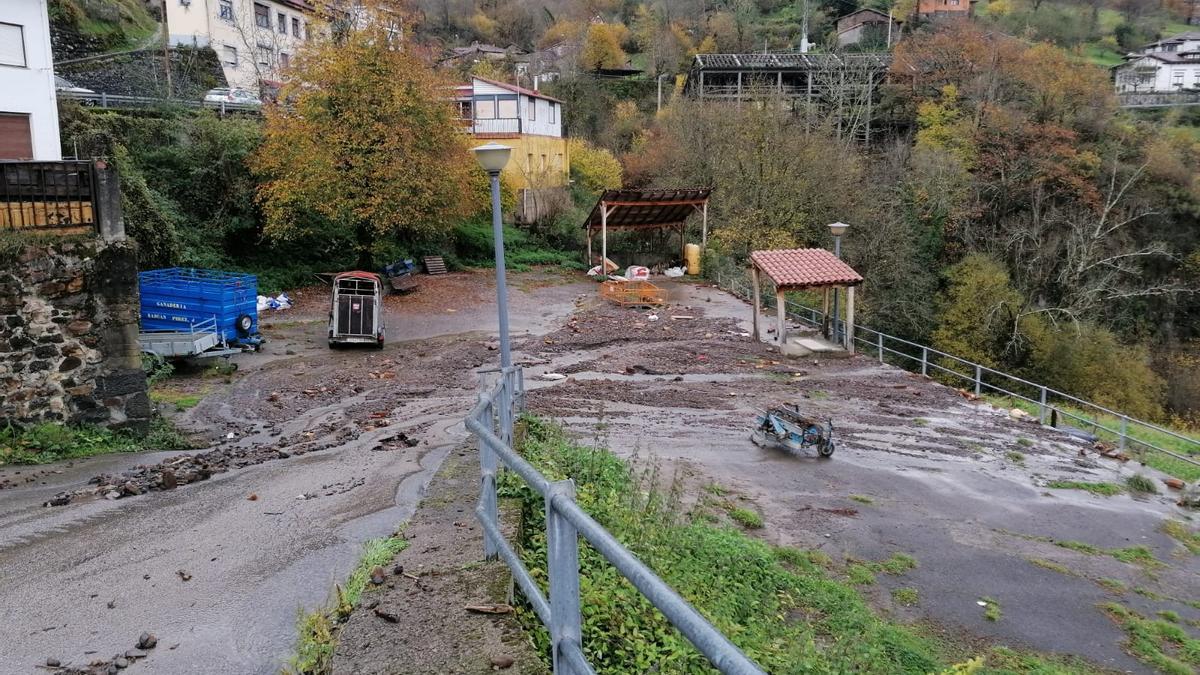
[236, 314, 254, 336]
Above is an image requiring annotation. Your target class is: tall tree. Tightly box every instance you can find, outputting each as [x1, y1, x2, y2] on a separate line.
[251, 11, 480, 267]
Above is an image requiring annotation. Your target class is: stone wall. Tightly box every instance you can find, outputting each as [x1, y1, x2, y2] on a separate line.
[0, 237, 149, 432]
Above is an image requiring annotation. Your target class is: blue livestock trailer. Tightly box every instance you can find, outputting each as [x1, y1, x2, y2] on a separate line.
[138, 268, 263, 359]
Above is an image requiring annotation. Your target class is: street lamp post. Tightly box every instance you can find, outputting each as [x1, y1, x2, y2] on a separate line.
[474, 143, 514, 369]
[827, 222, 849, 344]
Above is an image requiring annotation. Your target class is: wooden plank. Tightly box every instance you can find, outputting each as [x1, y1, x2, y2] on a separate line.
[423, 256, 448, 275]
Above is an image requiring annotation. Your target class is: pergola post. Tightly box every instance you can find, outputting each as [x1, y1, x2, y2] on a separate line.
[586, 225, 592, 266]
[845, 285, 856, 354]
[600, 201, 608, 277]
[775, 289, 787, 346]
[821, 287, 831, 339]
[751, 265, 761, 341]
[701, 202, 708, 250]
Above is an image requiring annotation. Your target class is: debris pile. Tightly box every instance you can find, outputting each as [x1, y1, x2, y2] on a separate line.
[46, 632, 156, 674]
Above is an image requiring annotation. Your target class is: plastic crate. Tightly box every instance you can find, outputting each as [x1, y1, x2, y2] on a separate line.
[139, 268, 259, 342]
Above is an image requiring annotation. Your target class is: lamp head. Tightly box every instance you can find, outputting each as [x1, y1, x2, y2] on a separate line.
[473, 143, 512, 174]
[827, 221, 850, 237]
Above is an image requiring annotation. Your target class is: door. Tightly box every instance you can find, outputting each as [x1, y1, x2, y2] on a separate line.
[0, 113, 33, 160]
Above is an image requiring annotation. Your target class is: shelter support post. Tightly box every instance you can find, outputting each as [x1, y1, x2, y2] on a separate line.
[821, 288, 831, 339]
[601, 202, 608, 277]
[586, 225, 591, 266]
[845, 286, 856, 354]
[701, 203, 708, 250]
[776, 290, 787, 346]
[751, 265, 761, 341]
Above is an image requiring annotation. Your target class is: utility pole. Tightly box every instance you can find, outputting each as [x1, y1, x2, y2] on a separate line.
[887, 8, 893, 48]
[799, 0, 811, 53]
[161, 1, 172, 98]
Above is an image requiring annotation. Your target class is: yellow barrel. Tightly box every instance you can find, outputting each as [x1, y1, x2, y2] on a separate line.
[684, 243, 701, 275]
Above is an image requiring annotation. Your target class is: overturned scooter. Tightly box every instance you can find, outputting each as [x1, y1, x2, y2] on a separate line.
[751, 404, 835, 457]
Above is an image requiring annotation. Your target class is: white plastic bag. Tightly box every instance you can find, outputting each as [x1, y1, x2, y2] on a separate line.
[663, 266, 685, 277]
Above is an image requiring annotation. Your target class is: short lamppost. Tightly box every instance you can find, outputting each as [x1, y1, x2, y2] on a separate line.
[474, 143, 513, 369]
[828, 221, 849, 344]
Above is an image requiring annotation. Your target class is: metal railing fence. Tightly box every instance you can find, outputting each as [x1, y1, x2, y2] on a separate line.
[57, 90, 262, 115]
[0, 161, 98, 232]
[466, 366, 765, 675]
[714, 268, 1200, 473]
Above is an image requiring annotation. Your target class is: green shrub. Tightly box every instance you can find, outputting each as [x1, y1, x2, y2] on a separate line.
[728, 506, 764, 529]
[1126, 474, 1158, 495]
[1046, 480, 1123, 497]
[0, 423, 140, 465]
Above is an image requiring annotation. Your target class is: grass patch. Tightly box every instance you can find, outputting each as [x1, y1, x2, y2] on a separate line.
[1161, 520, 1200, 555]
[1098, 578, 1127, 593]
[1028, 558, 1075, 577]
[150, 388, 205, 411]
[1005, 451, 1026, 464]
[808, 389, 829, 400]
[1102, 602, 1200, 675]
[849, 494, 874, 505]
[878, 553, 918, 575]
[0, 422, 190, 465]
[1056, 540, 1103, 555]
[704, 482, 729, 497]
[290, 535, 408, 674]
[981, 597, 1002, 622]
[1016, 438, 1033, 448]
[848, 562, 877, 585]
[912, 418, 929, 427]
[1111, 546, 1163, 569]
[728, 506, 764, 529]
[1158, 610, 1181, 623]
[892, 588, 919, 606]
[1135, 587, 1166, 601]
[1126, 474, 1159, 495]
[1045, 480, 1123, 497]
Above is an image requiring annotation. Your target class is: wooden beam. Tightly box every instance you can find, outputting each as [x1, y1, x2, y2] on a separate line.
[597, 199, 710, 207]
[776, 290, 787, 346]
[845, 285, 856, 354]
[822, 287, 831, 340]
[601, 201, 608, 278]
[751, 265, 761, 341]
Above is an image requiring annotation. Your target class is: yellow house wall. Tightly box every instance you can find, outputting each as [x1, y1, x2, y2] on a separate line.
[469, 135, 569, 190]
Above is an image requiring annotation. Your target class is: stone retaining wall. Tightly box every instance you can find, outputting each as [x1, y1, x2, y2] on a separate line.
[0, 237, 149, 432]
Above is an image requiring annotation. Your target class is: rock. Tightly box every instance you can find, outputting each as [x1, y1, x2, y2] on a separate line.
[247, 493, 258, 501]
[1164, 477, 1186, 491]
[137, 632, 158, 649]
[114, 656, 129, 668]
[1179, 485, 1200, 508]
[160, 470, 177, 489]
[46, 658, 61, 667]
[104, 490, 121, 500]
[176, 569, 192, 582]
[370, 566, 386, 585]
[124, 649, 147, 659]
[491, 655, 515, 669]
[373, 607, 399, 623]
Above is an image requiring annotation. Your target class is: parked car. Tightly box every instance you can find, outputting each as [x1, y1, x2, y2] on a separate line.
[203, 87, 262, 107]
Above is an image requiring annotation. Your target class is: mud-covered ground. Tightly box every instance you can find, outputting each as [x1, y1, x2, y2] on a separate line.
[1, 269, 1196, 674]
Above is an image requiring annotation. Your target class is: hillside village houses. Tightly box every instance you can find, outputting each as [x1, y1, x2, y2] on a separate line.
[164, 0, 314, 92]
[0, 0, 61, 160]
[1114, 32, 1200, 92]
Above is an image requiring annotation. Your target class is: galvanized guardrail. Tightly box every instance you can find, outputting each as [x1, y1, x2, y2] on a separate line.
[715, 269, 1200, 472]
[466, 366, 765, 675]
[57, 90, 262, 114]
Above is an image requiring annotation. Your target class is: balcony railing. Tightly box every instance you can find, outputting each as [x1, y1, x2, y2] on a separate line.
[471, 117, 521, 135]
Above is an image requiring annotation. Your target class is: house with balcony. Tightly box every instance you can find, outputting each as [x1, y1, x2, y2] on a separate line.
[1114, 32, 1200, 92]
[455, 77, 569, 191]
[164, 0, 313, 92]
[0, 0, 61, 160]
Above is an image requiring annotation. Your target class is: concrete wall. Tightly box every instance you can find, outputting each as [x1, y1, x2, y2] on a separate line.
[0, 0, 62, 160]
[0, 237, 149, 432]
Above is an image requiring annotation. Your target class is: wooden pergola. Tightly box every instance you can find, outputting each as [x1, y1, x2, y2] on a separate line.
[582, 188, 711, 268]
[749, 248, 864, 353]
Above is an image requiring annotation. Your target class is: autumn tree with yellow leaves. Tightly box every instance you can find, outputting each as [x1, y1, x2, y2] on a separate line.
[252, 13, 481, 268]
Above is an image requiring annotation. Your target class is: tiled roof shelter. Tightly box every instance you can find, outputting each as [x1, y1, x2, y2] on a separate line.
[750, 248, 863, 289]
[749, 247, 863, 354]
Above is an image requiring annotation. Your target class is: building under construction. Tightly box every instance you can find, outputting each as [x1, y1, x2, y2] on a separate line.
[682, 52, 893, 142]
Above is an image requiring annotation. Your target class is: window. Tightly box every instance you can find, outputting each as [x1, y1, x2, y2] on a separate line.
[278, 12, 287, 33]
[280, 52, 289, 68]
[475, 97, 496, 119]
[292, 17, 301, 37]
[497, 96, 517, 118]
[223, 45, 238, 66]
[549, 103, 557, 124]
[1174, 70, 1185, 86]
[218, 0, 234, 21]
[528, 98, 536, 121]
[527, 153, 534, 171]
[540, 154, 547, 171]
[257, 44, 272, 68]
[0, 23, 25, 67]
[254, 3, 270, 28]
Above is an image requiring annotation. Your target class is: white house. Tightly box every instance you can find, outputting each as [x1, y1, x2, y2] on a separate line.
[164, 0, 314, 92]
[0, 0, 61, 160]
[1114, 32, 1200, 93]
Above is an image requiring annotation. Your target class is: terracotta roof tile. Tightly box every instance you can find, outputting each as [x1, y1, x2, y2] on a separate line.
[750, 248, 862, 288]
